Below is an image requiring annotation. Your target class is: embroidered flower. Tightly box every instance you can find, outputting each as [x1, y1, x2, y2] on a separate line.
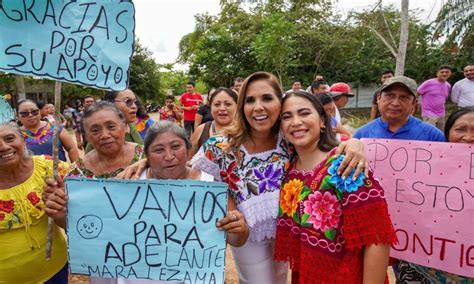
[303, 191, 342, 231]
[327, 155, 365, 193]
[0, 200, 15, 213]
[280, 179, 304, 217]
[220, 161, 240, 191]
[272, 154, 280, 162]
[0, 213, 4, 221]
[254, 164, 282, 193]
[27, 192, 41, 205]
[205, 149, 214, 160]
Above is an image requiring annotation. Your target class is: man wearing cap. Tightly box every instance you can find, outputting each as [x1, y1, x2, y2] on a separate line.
[370, 70, 394, 120]
[329, 82, 355, 123]
[417, 65, 452, 130]
[353, 76, 445, 141]
[451, 64, 474, 108]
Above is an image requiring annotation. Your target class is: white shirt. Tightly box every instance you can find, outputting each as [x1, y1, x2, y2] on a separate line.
[451, 78, 474, 107]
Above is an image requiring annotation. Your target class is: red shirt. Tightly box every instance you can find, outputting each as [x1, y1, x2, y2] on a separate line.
[179, 92, 203, 121]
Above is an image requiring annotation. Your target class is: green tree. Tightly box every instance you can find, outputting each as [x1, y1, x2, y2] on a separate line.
[433, 0, 473, 48]
[129, 39, 161, 103]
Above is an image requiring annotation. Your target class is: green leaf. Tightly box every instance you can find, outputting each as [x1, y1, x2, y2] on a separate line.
[325, 155, 336, 165]
[324, 228, 337, 241]
[302, 222, 313, 228]
[278, 207, 283, 217]
[301, 213, 310, 224]
[335, 189, 344, 201]
[319, 175, 333, 190]
[293, 213, 300, 224]
[298, 188, 311, 201]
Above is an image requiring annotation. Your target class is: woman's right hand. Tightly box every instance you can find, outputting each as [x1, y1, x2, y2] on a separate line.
[116, 158, 148, 179]
[43, 178, 68, 225]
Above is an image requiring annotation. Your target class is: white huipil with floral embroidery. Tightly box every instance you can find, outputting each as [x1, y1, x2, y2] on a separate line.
[191, 135, 291, 242]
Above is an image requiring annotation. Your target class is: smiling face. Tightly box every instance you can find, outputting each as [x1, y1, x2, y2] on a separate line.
[0, 125, 25, 169]
[77, 215, 103, 239]
[84, 109, 126, 156]
[114, 89, 137, 123]
[436, 68, 452, 82]
[464, 65, 474, 80]
[448, 112, 474, 144]
[147, 132, 189, 180]
[17, 101, 41, 128]
[211, 91, 237, 127]
[280, 95, 325, 150]
[243, 79, 281, 137]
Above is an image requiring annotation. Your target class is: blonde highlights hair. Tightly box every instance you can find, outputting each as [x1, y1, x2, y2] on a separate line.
[225, 72, 283, 151]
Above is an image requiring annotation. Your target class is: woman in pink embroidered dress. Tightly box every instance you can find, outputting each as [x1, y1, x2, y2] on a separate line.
[274, 91, 397, 283]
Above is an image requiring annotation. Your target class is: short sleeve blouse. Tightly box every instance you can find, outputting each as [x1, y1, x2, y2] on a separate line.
[191, 135, 291, 242]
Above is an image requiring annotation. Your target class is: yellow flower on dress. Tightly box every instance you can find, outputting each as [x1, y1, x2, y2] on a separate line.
[280, 179, 304, 217]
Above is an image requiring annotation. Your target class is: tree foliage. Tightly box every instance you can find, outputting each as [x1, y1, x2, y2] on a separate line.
[177, 0, 470, 89]
[128, 39, 161, 102]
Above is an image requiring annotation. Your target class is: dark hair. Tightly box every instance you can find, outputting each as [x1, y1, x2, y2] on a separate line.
[82, 101, 126, 131]
[17, 99, 38, 112]
[438, 64, 452, 71]
[444, 106, 474, 141]
[234, 77, 243, 83]
[381, 69, 394, 76]
[144, 121, 191, 156]
[36, 100, 47, 110]
[318, 93, 335, 105]
[165, 95, 175, 101]
[311, 80, 328, 93]
[209, 87, 238, 105]
[187, 82, 195, 87]
[103, 91, 119, 102]
[83, 95, 94, 102]
[136, 97, 147, 117]
[226, 72, 283, 150]
[283, 91, 338, 152]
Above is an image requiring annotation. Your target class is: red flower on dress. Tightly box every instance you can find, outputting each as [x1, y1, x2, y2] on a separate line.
[0, 200, 15, 213]
[27, 192, 41, 205]
[303, 191, 342, 232]
[0, 213, 4, 221]
[220, 161, 240, 191]
[206, 149, 214, 160]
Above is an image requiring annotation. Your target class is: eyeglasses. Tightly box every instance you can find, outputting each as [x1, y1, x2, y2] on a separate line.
[114, 98, 137, 107]
[19, 109, 40, 117]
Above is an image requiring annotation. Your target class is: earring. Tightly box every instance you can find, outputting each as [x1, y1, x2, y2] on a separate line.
[320, 127, 325, 134]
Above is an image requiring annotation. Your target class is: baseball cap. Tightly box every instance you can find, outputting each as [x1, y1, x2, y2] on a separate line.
[329, 82, 354, 98]
[379, 76, 417, 96]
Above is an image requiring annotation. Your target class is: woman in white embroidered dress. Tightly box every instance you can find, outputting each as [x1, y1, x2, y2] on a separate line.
[191, 72, 367, 283]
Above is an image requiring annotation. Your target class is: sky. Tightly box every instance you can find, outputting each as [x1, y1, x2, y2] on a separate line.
[133, 0, 443, 68]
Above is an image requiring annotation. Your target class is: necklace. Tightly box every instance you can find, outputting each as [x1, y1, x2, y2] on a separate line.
[94, 146, 130, 176]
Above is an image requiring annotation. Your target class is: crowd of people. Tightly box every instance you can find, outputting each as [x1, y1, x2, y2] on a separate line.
[0, 64, 473, 284]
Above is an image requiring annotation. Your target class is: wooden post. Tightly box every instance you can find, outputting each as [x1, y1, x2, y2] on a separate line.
[46, 81, 62, 260]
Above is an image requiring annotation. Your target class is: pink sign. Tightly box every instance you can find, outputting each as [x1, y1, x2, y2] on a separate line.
[362, 139, 474, 278]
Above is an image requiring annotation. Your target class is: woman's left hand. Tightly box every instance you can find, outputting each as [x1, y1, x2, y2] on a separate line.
[216, 210, 248, 234]
[334, 138, 369, 180]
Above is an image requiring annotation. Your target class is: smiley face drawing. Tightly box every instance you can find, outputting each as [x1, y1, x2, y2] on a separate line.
[76, 215, 103, 239]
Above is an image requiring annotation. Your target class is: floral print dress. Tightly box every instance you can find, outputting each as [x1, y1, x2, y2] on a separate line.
[191, 135, 291, 242]
[68, 144, 144, 179]
[0, 155, 70, 283]
[274, 149, 397, 283]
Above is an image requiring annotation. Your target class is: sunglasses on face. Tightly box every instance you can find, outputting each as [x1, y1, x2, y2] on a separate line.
[115, 98, 137, 107]
[19, 109, 40, 117]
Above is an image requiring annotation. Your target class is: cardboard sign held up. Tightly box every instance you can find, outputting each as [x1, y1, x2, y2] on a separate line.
[66, 178, 228, 283]
[362, 139, 474, 278]
[0, 1, 135, 90]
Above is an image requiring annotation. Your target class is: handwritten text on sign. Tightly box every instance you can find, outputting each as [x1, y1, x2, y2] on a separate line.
[0, 1, 135, 90]
[65, 178, 228, 283]
[362, 139, 474, 277]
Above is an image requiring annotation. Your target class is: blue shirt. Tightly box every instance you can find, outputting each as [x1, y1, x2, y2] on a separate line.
[353, 116, 446, 142]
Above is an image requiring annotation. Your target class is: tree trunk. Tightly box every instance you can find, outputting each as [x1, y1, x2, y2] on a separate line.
[15, 75, 26, 100]
[395, 0, 409, 76]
